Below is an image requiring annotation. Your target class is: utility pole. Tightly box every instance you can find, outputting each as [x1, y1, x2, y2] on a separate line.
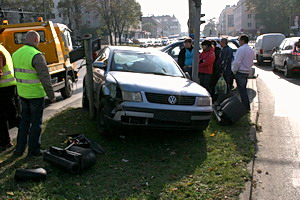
[191, 0, 201, 82]
[188, 0, 196, 36]
[83, 34, 95, 118]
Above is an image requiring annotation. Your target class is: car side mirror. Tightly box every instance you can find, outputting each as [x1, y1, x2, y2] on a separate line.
[273, 47, 279, 52]
[93, 61, 106, 69]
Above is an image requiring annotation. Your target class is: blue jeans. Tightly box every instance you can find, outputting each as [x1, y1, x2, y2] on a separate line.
[16, 97, 44, 154]
[234, 72, 250, 110]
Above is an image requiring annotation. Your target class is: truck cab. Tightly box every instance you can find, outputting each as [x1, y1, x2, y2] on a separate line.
[0, 18, 78, 98]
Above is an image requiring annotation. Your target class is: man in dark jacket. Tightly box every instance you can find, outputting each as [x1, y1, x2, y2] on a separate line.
[210, 40, 222, 101]
[178, 37, 194, 77]
[218, 38, 234, 93]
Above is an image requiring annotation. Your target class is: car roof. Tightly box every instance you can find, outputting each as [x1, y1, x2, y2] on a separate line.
[109, 46, 166, 55]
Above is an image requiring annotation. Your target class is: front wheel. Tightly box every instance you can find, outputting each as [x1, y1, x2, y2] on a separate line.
[284, 64, 292, 78]
[60, 75, 74, 99]
[271, 60, 277, 72]
[97, 98, 113, 135]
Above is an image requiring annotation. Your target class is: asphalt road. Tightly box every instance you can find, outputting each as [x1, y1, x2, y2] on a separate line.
[252, 63, 300, 200]
[9, 60, 86, 140]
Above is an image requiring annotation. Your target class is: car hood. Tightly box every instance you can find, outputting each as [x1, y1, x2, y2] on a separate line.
[108, 71, 209, 96]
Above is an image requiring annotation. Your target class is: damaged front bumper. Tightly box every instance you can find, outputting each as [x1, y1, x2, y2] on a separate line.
[106, 102, 212, 130]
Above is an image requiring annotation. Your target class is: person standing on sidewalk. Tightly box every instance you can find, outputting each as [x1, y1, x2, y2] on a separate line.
[178, 37, 194, 78]
[231, 35, 255, 111]
[0, 44, 17, 152]
[198, 40, 215, 95]
[219, 38, 234, 93]
[12, 30, 56, 156]
[210, 40, 222, 101]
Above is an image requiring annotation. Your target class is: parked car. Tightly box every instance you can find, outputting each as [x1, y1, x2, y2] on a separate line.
[254, 33, 285, 65]
[161, 38, 239, 62]
[271, 37, 300, 77]
[83, 46, 212, 134]
[139, 41, 148, 48]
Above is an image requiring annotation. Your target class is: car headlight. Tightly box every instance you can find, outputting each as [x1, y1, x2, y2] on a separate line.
[122, 91, 142, 102]
[198, 96, 212, 106]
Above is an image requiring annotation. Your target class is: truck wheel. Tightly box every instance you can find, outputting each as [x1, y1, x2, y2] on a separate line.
[82, 85, 89, 109]
[97, 98, 112, 135]
[61, 75, 73, 99]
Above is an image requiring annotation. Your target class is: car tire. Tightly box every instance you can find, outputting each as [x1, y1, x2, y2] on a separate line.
[97, 97, 112, 135]
[60, 75, 73, 99]
[271, 60, 277, 72]
[284, 63, 292, 78]
[197, 120, 210, 132]
[256, 55, 263, 65]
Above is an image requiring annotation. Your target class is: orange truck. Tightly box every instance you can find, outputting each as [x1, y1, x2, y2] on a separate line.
[0, 18, 78, 98]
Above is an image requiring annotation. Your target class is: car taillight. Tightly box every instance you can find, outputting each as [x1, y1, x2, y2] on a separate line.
[291, 51, 300, 55]
[293, 69, 300, 72]
[260, 49, 263, 54]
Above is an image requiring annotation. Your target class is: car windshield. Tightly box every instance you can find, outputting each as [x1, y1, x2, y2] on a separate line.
[111, 50, 184, 77]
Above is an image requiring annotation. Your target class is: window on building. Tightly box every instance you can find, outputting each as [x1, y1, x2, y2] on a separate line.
[256, 22, 260, 29]
[228, 15, 234, 27]
[59, 13, 62, 18]
[248, 22, 252, 27]
[248, 14, 252, 19]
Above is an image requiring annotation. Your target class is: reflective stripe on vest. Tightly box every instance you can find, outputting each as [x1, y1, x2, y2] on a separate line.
[0, 77, 15, 83]
[2, 71, 12, 76]
[12, 45, 46, 98]
[16, 78, 41, 84]
[0, 44, 16, 88]
[14, 68, 37, 73]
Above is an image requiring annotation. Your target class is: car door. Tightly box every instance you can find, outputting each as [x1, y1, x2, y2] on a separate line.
[275, 39, 287, 68]
[281, 39, 293, 68]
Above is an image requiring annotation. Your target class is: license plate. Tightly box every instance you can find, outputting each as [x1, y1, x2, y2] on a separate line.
[154, 111, 191, 123]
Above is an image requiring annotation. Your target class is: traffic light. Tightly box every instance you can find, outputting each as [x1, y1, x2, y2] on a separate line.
[201, 14, 205, 24]
[19, 8, 25, 23]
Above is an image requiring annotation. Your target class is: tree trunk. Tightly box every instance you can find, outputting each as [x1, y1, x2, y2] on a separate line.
[118, 32, 122, 45]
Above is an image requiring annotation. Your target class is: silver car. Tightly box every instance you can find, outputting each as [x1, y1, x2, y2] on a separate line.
[83, 46, 212, 134]
[272, 37, 300, 78]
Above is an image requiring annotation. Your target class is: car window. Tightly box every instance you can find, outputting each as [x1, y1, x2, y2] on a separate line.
[228, 41, 238, 50]
[170, 46, 182, 57]
[111, 51, 183, 77]
[96, 47, 110, 65]
[283, 40, 293, 50]
[279, 40, 286, 50]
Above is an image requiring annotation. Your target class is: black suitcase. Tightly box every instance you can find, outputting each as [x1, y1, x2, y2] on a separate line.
[213, 96, 248, 125]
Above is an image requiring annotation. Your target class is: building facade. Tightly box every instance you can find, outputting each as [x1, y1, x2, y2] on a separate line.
[217, 5, 236, 36]
[142, 15, 181, 38]
[233, 0, 259, 38]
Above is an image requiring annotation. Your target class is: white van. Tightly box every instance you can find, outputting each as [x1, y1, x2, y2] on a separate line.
[254, 33, 285, 65]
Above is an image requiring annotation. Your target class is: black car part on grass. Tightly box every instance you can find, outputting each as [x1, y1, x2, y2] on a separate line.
[43, 145, 97, 174]
[14, 168, 47, 182]
[66, 134, 106, 154]
[213, 95, 248, 126]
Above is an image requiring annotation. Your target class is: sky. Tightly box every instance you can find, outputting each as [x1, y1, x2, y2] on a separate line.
[136, 0, 239, 32]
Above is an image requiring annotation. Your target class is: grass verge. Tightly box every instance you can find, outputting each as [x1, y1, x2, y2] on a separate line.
[0, 108, 254, 200]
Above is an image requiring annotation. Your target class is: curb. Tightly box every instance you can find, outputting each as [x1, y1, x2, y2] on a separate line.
[239, 77, 260, 200]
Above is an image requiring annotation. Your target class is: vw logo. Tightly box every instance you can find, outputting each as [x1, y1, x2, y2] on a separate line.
[168, 95, 177, 104]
